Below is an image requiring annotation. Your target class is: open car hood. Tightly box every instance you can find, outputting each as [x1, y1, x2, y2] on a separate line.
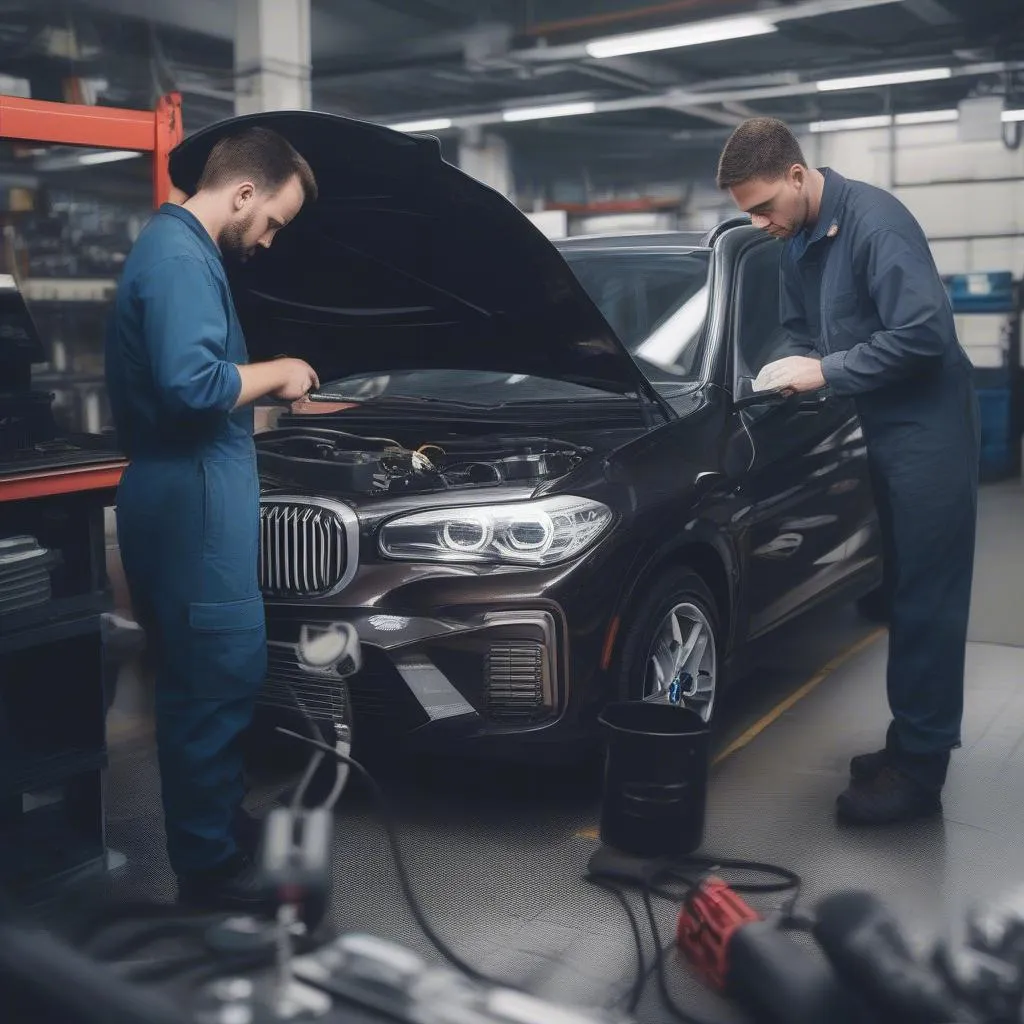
[168, 110, 661, 401]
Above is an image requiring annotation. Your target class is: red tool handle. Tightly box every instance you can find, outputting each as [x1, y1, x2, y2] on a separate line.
[676, 877, 761, 991]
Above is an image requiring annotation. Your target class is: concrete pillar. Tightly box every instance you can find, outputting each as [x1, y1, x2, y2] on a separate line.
[235, 0, 311, 114]
[458, 128, 515, 202]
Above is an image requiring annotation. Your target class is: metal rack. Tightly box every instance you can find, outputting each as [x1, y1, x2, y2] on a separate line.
[0, 93, 181, 898]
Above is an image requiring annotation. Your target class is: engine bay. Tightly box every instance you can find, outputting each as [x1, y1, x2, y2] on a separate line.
[255, 426, 592, 496]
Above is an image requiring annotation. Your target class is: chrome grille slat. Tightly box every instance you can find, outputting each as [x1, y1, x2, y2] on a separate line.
[258, 497, 357, 598]
[300, 509, 310, 594]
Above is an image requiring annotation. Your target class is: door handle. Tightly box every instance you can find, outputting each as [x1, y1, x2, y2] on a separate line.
[692, 471, 726, 500]
[795, 389, 831, 412]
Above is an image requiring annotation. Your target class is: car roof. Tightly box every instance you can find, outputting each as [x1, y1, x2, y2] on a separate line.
[552, 217, 760, 253]
[555, 230, 708, 253]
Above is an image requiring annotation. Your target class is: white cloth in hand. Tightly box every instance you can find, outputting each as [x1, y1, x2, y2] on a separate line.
[753, 361, 786, 392]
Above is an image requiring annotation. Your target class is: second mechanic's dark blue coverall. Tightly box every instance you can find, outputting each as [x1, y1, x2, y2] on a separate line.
[781, 169, 980, 775]
[105, 203, 265, 875]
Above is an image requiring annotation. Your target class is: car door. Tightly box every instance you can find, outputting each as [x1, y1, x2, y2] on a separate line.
[728, 238, 878, 639]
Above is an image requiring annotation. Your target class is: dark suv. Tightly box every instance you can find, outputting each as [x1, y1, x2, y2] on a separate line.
[170, 111, 883, 759]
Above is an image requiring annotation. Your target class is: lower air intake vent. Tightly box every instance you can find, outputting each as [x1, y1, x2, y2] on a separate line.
[485, 642, 546, 722]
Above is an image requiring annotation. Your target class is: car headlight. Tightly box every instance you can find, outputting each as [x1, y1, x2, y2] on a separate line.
[378, 496, 614, 566]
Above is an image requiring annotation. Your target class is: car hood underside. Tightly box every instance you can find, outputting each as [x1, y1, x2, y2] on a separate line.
[168, 110, 661, 402]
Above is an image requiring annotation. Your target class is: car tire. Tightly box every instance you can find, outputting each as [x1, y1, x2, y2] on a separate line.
[612, 567, 721, 726]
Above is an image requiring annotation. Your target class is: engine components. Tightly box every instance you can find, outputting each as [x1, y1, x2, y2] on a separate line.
[255, 426, 589, 496]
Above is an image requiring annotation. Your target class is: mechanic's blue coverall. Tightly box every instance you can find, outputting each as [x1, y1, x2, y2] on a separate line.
[780, 169, 980, 780]
[105, 203, 265, 875]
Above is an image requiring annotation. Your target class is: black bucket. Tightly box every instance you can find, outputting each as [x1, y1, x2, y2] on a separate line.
[598, 701, 710, 858]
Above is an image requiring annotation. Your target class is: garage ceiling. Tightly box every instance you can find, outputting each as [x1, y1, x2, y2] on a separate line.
[1, 0, 1021, 190]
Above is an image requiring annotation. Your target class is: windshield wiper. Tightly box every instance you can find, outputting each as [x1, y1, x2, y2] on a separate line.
[314, 393, 488, 411]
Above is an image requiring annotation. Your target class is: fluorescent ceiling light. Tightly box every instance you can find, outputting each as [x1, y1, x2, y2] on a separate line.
[585, 15, 776, 59]
[76, 149, 141, 166]
[809, 114, 891, 132]
[388, 117, 453, 133]
[809, 109, 958, 132]
[896, 108, 958, 125]
[1003, 108, 1024, 123]
[502, 101, 597, 122]
[815, 67, 951, 91]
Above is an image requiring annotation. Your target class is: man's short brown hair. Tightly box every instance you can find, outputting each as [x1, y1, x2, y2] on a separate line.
[716, 117, 807, 190]
[197, 125, 318, 203]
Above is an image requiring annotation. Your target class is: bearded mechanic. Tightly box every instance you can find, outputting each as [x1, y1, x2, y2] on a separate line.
[717, 117, 980, 826]
[105, 127, 319, 909]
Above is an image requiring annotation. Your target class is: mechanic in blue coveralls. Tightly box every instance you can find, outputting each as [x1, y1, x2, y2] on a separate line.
[105, 128, 319, 909]
[716, 118, 980, 827]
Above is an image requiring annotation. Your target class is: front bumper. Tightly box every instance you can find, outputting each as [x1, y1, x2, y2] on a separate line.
[263, 600, 585, 753]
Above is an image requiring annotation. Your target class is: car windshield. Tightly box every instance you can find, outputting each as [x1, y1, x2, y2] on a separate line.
[314, 247, 711, 406]
[562, 248, 711, 386]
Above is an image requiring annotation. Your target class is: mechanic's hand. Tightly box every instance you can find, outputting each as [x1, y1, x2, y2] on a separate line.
[272, 358, 320, 401]
[754, 356, 826, 395]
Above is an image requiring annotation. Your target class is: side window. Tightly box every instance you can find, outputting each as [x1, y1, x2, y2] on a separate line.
[733, 240, 787, 383]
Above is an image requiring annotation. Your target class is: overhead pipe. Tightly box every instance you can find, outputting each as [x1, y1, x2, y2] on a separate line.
[382, 59, 1024, 132]
[314, 0, 905, 82]
[503, 0, 906, 65]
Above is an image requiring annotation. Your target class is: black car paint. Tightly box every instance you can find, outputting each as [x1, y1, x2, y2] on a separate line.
[258, 371, 877, 755]
[167, 110, 668, 408]
[166, 110, 881, 755]
[258, 277, 878, 754]
[256, 226, 881, 753]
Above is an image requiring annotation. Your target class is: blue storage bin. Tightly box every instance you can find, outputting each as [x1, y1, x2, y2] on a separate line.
[976, 388, 1013, 480]
[977, 388, 1011, 435]
[945, 272, 1016, 313]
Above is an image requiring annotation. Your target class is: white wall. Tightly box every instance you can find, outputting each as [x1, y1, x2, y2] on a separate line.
[802, 122, 1024, 278]
[570, 211, 679, 236]
[525, 209, 568, 239]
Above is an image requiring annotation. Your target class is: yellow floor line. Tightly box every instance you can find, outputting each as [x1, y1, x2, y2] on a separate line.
[576, 626, 886, 842]
[710, 627, 886, 765]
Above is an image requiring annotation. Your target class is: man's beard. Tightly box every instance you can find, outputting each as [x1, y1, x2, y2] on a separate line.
[792, 193, 812, 235]
[219, 211, 256, 262]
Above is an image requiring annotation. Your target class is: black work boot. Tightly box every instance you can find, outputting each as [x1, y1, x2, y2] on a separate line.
[848, 722, 902, 782]
[849, 747, 891, 782]
[177, 852, 271, 914]
[837, 754, 948, 827]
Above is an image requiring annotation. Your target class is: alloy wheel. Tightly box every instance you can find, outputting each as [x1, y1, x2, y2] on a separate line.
[642, 601, 717, 722]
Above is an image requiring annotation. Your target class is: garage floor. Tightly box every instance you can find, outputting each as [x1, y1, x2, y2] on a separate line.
[84, 482, 1024, 1020]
